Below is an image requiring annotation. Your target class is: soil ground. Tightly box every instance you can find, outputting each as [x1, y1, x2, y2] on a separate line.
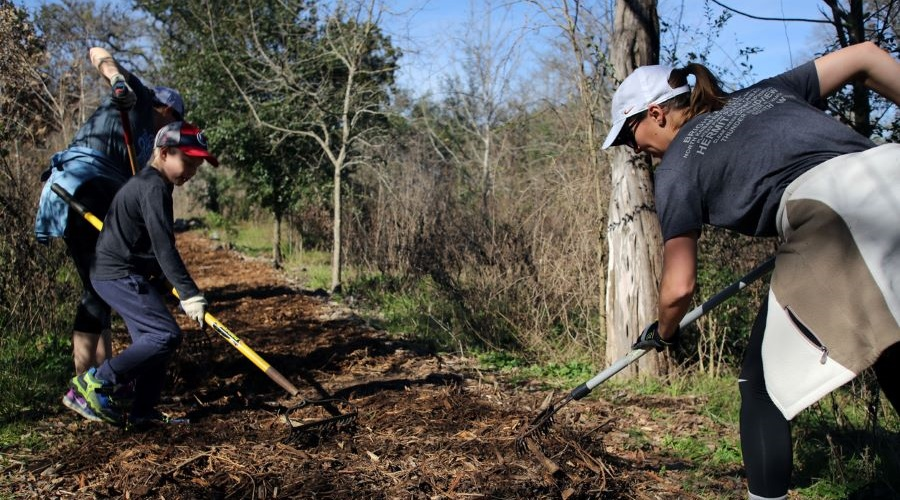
[4, 231, 751, 499]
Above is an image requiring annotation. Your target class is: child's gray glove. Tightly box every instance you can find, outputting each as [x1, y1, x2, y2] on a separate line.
[180, 295, 207, 328]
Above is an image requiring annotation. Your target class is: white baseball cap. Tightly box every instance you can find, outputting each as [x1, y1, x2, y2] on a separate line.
[601, 65, 690, 149]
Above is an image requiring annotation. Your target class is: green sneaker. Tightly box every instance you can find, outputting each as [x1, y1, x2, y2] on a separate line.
[71, 367, 124, 426]
[62, 387, 102, 422]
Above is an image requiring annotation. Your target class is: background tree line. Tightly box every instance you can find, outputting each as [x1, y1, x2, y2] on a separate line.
[1, 0, 897, 421]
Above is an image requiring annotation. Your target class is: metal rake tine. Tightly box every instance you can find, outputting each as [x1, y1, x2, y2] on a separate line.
[283, 397, 359, 446]
[515, 393, 574, 455]
[515, 413, 555, 456]
[287, 412, 357, 433]
[284, 413, 358, 446]
[524, 404, 557, 436]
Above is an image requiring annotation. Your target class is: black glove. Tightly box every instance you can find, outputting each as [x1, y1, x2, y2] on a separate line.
[110, 73, 136, 110]
[632, 321, 678, 352]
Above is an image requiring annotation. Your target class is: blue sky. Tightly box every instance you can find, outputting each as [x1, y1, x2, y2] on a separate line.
[15, 0, 836, 96]
[658, 0, 828, 78]
[382, 0, 832, 97]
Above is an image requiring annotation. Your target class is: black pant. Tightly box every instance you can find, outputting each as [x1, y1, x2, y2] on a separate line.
[63, 178, 119, 334]
[739, 296, 900, 497]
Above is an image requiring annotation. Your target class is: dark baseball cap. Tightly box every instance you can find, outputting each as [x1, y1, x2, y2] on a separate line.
[154, 121, 219, 167]
[152, 86, 185, 118]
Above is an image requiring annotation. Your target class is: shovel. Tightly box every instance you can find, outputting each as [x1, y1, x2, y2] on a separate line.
[516, 256, 775, 453]
[51, 183, 357, 439]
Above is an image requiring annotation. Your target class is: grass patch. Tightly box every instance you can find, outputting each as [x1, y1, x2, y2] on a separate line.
[226, 222, 272, 257]
[206, 219, 333, 290]
[0, 421, 48, 451]
[476, 350, 525, 371]
[603, 372, 742, 423]
[791, 377, 900, 499]
[344, 274, 465, 349]
[615, 374, 747, 471]
[282, 249, 331, 291]
[660, 432, 743, 467]
[660, 433, 713, 461]
[602, 372, 900, 498]
[475, 350, 594, 388]
[0, 325, 70, 427]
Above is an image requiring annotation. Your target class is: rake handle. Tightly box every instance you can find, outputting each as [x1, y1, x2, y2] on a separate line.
[577, 256, 776, 397]
[52, 183, 104, 231]
[119, 109, 138, 176]
[51, 183, 300, 397]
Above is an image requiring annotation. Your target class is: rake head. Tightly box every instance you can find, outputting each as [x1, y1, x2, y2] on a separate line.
[515, 403, 559, 455]
[283, 397, 358, 447]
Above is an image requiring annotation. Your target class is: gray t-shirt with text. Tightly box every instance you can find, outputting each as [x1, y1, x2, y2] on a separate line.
[655, 61, 874, 239]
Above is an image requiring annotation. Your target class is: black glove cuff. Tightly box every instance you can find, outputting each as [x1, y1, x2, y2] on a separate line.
[660, 325, 679, 345]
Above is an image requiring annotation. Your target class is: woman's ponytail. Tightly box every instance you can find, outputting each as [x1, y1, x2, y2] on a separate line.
[666, 63, 728, 122]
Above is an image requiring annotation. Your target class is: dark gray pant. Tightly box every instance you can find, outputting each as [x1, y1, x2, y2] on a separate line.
[92, 275, 183, 415]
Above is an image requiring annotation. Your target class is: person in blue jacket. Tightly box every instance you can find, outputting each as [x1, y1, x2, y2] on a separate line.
[70, 120, 219, 427]
[34, 47, 184, 422]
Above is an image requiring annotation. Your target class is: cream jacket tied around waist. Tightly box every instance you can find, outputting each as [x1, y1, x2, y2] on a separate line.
[764, 143, 900, 420]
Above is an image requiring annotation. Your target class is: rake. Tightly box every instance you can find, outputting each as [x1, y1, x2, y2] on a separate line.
[282, 397, 359, 446]
[52, 183, 357, 438]
[515, 257, 775, 454]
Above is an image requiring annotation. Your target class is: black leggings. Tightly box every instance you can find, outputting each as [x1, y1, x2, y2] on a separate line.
[739, 296, 900, 498]
[63, 178, 118, 334]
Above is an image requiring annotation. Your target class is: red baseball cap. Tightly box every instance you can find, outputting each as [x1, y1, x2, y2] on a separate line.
[154, 121, 219, 167]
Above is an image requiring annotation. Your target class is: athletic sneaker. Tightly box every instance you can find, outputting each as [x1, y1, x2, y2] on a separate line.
[71, 367, 124, 426]
[62, 387, 102, 422]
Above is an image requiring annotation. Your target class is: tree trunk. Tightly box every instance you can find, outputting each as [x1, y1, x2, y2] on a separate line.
[847, 1, 872, 137]
[481, 130, 492, 219]
[273, 214, 283, 269]
[604, 0, 669, 377]
[331, 165, 343, 293]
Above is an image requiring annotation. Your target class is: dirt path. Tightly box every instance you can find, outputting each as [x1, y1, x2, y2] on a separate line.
[4, 231, 747, 499]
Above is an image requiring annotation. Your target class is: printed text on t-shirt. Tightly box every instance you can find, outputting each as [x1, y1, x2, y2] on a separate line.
[680, 87, 788, 158]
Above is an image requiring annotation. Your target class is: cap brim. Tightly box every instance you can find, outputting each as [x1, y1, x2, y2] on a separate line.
[602, 119, 627, 150]
[152, 99, 184, 118]
[181, 146, 219, 167]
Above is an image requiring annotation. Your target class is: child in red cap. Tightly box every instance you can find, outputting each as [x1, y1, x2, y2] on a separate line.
[68, 121, 218, 427]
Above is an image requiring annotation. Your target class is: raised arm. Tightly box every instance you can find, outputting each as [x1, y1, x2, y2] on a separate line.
[815, 41, 900, 104]
[89, 47, 132, 86]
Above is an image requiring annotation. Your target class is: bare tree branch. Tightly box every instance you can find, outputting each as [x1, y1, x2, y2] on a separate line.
[709, 0, 833, 24]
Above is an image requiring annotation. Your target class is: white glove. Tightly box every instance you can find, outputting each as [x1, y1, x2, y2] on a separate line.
[180, 295, 207, 328]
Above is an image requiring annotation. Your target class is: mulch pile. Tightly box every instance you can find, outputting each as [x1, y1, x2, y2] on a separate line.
[3, 231, 747, 499]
